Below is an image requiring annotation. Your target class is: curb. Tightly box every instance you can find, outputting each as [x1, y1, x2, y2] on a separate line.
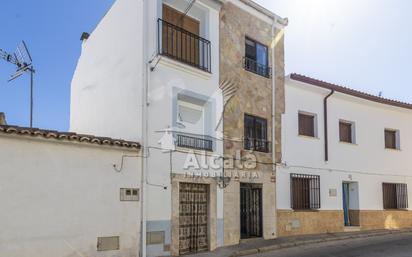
[230, 229, 412, 257]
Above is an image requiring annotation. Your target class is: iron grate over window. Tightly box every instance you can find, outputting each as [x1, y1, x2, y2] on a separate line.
[290, 173, 321, 210]
[383, 183, 408, 209]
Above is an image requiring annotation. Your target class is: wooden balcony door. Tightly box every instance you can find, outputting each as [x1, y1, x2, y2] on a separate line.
[162, 4, 200, 65]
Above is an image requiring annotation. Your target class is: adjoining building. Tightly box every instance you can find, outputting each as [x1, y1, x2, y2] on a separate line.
[0, 123, 141, 257]
[219, 0, 287, 245]
[277, 73, 412, 236]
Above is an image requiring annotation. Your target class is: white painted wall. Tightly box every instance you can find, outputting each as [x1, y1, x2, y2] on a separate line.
[70, 1, 223, 256]
[278, 78, 412, 211]
[70, 0, 143, 142]
[0, 135, 141, 257]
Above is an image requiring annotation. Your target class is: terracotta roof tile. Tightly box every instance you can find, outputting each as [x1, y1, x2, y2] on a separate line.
[0, 125, 140, 149]
[290, 73, 412, 110]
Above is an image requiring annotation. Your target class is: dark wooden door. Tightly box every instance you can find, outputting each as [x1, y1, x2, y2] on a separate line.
[240, 183, 262, 238]
[162, 4, 200, 65]
[179, 183, 209, 255]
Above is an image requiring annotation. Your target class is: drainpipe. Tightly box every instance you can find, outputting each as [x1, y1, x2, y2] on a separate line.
[271, 16, 288, 238]
[141, 0, 149, 256]
[323, 90, 334, 162]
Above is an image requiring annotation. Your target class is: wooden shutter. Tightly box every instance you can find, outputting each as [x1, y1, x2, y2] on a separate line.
[385, 130, 397, 149]
[339, 122, 352, 143]
[298, 113, 315, 137]
[162, 4, 200, 65]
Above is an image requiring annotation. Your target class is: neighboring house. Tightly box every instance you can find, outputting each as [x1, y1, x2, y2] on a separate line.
[0, 124, 141, 257]
[71, 0, 223, 256]
[219, 0, 287, 245]
[277, 73, 412, 236]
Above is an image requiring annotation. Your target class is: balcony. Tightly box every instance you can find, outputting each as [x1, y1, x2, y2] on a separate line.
[244, 138, 270, 153]
[176, 133, 213, 152]
[243, 57, 271, 78]
[157, 19, 211, 73]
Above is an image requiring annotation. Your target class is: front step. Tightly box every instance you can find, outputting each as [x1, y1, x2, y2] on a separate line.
[344, 226, 361, 232]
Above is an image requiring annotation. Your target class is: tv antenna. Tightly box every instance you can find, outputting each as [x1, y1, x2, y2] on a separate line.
[0, 41, 35, 127]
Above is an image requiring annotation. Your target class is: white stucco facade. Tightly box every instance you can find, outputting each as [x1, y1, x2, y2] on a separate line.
[278, 76, 412, 213]
[70, 1, 224, 256]
[0, 134, 141, 257]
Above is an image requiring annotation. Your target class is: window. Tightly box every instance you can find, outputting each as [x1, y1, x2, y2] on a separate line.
[298, 112, 316, 137]
[176, 99, 213, 151]
[339, 121, 354, 143]
[291, 173, 321, 210]
[385, 129, 399, 149]
[382, 183, 408, 209]
[244, 114, 269, 152]
[244, 37, 270, 78]
[177, 101, 204, 132]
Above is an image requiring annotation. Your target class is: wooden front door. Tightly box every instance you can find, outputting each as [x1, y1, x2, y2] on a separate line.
[162, 4, 200, 65]
[240, 183, 262, 239]
[179, 183, 209, 255]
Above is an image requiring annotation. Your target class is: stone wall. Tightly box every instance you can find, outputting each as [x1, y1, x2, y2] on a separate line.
[220, 2, 285, 245]
[277, 210, 345, 236]
[277, 210, 412, 237]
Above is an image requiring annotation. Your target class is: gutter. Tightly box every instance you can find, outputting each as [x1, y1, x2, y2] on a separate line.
[323, 90, 335, 162]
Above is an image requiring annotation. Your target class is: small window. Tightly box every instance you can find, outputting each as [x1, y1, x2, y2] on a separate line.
[339, 121, 354, 143]
[382, 183, 408, 209]
[244, 37, 270, 78]
[291, 173, 321, 210]
[385, 129, 399, 149]
[298, 113, 316, 137]
[244, 114, 269, 152]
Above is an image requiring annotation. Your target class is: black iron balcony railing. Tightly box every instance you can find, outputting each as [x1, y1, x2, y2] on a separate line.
[157, 19, 211, 73]
[244, 138, 270, 153]
[243, 57, 271, 78]
[177, 134, 213, 152]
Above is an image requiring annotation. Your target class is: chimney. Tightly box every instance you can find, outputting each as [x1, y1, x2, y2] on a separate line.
[0, 112, 6, 125]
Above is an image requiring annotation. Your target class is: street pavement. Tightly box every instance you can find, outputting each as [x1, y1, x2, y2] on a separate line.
[252, 233, 412, 257]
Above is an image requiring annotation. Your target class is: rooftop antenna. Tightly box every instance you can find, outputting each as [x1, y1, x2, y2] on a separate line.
[0, 41, 35, 127]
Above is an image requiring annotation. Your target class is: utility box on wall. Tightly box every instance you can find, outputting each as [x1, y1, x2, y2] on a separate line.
[120, 188, 140, 201]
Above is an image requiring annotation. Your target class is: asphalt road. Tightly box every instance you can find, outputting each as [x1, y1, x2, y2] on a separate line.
[253, 233, 412, 257]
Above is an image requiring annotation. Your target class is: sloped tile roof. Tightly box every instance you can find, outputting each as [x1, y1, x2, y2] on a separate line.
[290, 73, 412, 110]
[0, 125, 140, 149]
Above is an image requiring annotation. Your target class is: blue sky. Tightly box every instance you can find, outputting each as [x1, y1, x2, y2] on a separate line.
[0, 0, 114, 130]
[0, 0, 411, 131]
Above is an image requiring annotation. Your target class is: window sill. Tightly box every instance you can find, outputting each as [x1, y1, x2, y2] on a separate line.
[176, 146, 214, 154]
[384, 147, 401, 152]
[339, 141, 358, 146]
[298, 134, 319, 140]
[158, 56, 212, 80]
[292, 209, 320, 212]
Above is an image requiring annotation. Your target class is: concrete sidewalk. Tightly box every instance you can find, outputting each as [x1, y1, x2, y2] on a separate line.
[178, 229, 412, 257]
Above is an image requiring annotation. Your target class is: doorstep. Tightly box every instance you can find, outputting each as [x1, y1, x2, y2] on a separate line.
[174, 228, 412, 257]
[344, 226, 361, 232]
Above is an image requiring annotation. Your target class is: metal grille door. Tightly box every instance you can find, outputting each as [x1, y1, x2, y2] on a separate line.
[240, 183, 262, 238]
[179, 183, 209, 255]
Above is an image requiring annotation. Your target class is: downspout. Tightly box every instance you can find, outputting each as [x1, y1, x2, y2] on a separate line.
[141, 0, 149, 256]
[323, 90, 334, 162]
[271, 22, 277, 177]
